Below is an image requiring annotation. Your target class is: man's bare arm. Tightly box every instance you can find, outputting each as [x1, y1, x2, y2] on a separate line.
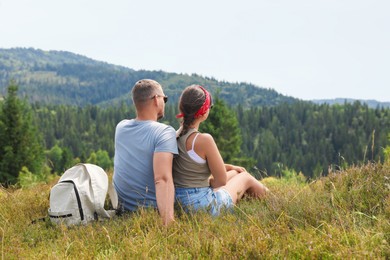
[153, 152, 175, 226]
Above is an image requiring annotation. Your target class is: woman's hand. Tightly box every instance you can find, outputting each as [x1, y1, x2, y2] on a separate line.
[225, 164, 246, 173]
[232, 165, 246, 173]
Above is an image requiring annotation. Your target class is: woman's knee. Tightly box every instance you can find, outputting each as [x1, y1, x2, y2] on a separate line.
[241, 171, 268, 196]
[240, 171, 257, 184]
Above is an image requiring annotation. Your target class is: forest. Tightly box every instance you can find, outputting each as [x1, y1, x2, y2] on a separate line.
[34, 98, 390, 177]
[0, 48, 297, 107]
[1, 82, 390, 185]
[1, 48, 390, 185]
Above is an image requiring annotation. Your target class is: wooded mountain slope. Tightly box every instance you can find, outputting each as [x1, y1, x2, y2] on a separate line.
[0, 48, 296, 107]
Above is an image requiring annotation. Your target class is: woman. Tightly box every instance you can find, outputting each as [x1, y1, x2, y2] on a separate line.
[173, 85, 268, 216]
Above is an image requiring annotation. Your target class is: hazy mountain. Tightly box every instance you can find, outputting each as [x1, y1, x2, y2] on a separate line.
[0, 48, 296, 107]
[312, 98, 390, 109]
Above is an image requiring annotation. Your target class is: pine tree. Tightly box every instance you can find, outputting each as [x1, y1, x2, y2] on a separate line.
[199, 96, 243, 163]
[46, 144, 63, 174]
[0, 82, 45, 185]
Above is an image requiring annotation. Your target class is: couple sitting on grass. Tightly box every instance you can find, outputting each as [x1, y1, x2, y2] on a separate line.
[113, 79, 268, 225]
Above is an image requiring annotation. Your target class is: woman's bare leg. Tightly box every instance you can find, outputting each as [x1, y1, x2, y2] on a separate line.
[222, 171, 268, 204]
[226, 170, 239, 181]
[210, 170, 240, 188]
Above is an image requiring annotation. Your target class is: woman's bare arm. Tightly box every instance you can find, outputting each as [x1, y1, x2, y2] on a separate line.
[195, 133, 227, 188]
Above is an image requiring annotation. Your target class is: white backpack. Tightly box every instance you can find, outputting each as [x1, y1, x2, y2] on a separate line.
[48, 163, 118, 226]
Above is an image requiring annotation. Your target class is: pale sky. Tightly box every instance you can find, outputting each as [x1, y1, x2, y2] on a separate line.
[1, 0, 389, 102]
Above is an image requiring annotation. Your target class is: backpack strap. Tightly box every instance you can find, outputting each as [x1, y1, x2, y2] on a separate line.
[82, 164, 118, 217]
[82, 164, 116, 219]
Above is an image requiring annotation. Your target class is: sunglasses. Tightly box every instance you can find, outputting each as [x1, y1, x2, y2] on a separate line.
[151, 94, 168, 103]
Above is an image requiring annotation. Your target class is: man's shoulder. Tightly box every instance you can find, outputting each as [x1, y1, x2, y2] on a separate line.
[117, 119, 133, 127]
[116, 119, 176, 137]
[151, 121, 176, 132]
[151, 122, 177, 144]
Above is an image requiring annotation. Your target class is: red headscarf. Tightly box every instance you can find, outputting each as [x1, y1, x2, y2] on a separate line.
[176, 86, 212, 119]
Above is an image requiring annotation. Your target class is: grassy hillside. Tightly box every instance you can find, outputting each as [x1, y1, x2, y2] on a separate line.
[1, 163, 389, 258]
[0, 48, 296, 107]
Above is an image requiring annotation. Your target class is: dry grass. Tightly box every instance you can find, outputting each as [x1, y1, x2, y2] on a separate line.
[1, 163, 389, 259]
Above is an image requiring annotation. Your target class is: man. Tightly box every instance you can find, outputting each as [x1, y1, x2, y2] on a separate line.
[113, 79, 178, 225]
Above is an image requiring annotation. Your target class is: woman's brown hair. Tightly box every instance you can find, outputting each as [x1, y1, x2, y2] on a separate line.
[177, 85, 206, 138]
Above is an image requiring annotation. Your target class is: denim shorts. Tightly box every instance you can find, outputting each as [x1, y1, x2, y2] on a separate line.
[175, 187, 233, 216]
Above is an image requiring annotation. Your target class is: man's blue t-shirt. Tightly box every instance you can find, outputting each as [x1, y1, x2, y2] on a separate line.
[113, 119, 178, 211]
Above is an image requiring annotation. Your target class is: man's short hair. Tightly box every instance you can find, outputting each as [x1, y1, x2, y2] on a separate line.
[132, 79, 161, 106]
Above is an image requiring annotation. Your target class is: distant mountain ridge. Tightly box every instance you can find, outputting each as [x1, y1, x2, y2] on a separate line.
[0, 48, 296, 107]
[2, 48, 388, 108]
[312, 98, 390, 109]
